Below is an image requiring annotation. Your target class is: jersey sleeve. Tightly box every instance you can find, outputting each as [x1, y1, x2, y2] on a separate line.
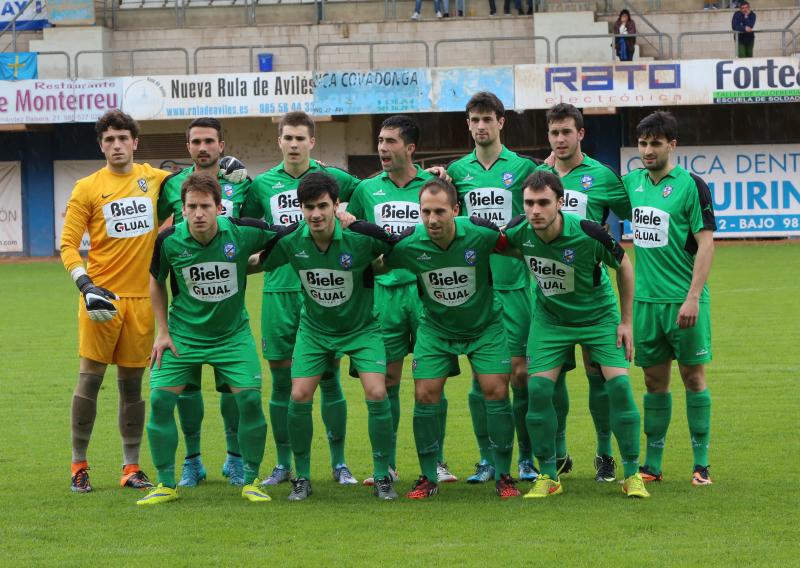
[348, 220, 396, 257]
[468, 215, 502, 251]
[502, 214, 527, 249]
[230, 217, 283, 254]
[157, 172, 180, 222]
[240, 178, 267, 219]
[382, 226, 414, 270]
[60, 182, 91, 274]
[345, 182, 367, 219]
[259, 223, 297, 271]
[603, 167, 632, 221]
[688, 174, 717, 234]
[579, 219, 625, 269]
[150, 226, 176, 281]
[328, 167, 361, 203]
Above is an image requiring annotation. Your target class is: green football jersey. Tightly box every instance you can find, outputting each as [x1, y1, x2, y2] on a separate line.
[447, 146, 538, 290]
[242, 160, 361, 292]
[383, 216, 503, 339]
[537, 154, 631, 222]
[622, 165, 716, 304]
[504, 212, 624, 326]
[346, 165, 434, 287]
[157, 166, 251, 223]
[151, 216, 279, 341]
[259, 219, 393, 335]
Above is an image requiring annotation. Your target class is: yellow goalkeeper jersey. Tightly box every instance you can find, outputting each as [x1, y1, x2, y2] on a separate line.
[60, 163, 170, 298]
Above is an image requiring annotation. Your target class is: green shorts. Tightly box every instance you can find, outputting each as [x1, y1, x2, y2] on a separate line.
[634, 300, 712, 368]
[412, 319, 511, 379]
[527, 313, 629, 374]
[375, 282, 422, 362]
[292, 321, 386, 378]
[261, 291, 302, 361]
[496, 288, 532, 357]
[150, 330, 262, 392]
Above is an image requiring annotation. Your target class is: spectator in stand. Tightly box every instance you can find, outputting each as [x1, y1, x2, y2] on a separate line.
[613, 9, 637, 61]
[411, 0, 443, 20]
[731, 1, 756, 58]
[442, 0, 464, 17]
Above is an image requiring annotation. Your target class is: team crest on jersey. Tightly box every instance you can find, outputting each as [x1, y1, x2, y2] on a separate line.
[137, 178, 148, 193]
[502, 172, 514, 188]
[223, 242, 236, 259]
[464, 248, 478, 266]
[223, 184, 234, 197]
[339, 252, 353, 270]
[662, 185, 673, 198]
[580, 175, 594, 189]
[562, 248, 576, 265]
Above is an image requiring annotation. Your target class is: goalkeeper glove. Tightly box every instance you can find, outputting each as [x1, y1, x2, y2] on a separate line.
[219, 156, 248, 184]
[75, 273, 119, 322]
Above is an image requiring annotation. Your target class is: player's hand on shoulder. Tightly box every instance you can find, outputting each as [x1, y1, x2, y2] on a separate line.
[75, 274, 119, 322]
[544, 151, 556, 167]
[426, 165, 451, 182]
[336, 209, 357, 229]
[247, 252, 264, 274]
[219, 156, 248, 183]
[151, 332, 179, 370]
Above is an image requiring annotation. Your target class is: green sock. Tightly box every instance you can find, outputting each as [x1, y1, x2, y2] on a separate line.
[288, 400, 313, 479]
[605, 376, 641, 478]
[412, 401, 440, 482]
[643, 392, 672, 474]
[512, 385, 532, 462]
[386, 384, 401, 469]
[176, 389, 203, 459]
[485, 399, 515, 479]
[366, 398, 392, 479]
[553, 369, 569, 458]
[147, 389, 179, 488]
[320, 367, 347, 468]
[587, 373, 613, 456]
[468, 378, 493, 464]
[686, 389, 712, 467]
[220, 392, 240, 455]
[233, 389, 266, 485]
[526, 376, 558, 479]
[268, 366, 292, 469]
[436, 394, 448, 462]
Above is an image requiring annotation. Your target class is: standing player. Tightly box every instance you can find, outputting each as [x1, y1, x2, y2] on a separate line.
[257, 173, 397, 501]
[139, 173, 277, 505]
[504, 171, 647, 499]
[158, 117, 251, 487]
[346, 115, 455, 486]
[383, 178, 519, 500]
[61, 110, 169, 493]
[536, 103, 633, 483]
[243, 111, 361, 486]
[622, 111, 715, 486]
[446, 92, 540, 483]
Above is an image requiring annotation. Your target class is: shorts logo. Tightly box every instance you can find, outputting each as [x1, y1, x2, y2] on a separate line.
[223, 242, 236, 259]
[261, 338, 267, 350]
[223, 184, 234, 197]
[502, 172, 514, 188]
[695, 348, 709, 356]
[464, 248, 477, 266]
[662, 185, 673, 198]
[417, 252, 432, 261]
[580, 175, 594, 189]
[562, 248, 576, 265]
[412, 359, 418, 370]
[137, 178, 148, 193]
[339, 252, 353, 270]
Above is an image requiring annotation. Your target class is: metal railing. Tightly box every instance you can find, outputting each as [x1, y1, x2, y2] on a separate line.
[75, 48, 191, 77]
[313, 41, 429, 70]
[194, 44, 310, 73]
[434, 36, 551, 65]
[677, 28, 798, 59]
[37, 51, 72, 78]
[554, 32, 672, 62]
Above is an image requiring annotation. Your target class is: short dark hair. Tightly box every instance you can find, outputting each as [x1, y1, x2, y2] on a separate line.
[297, 172, 339, 205]
[522, 170, 564, 200]
[419, 177, 458, 207]
[380, 115, 421, 146]
[739, 1, 749, 7]
[466, 91, 504, 119]
[95, 110, 139, 142]
[279, 111, 315, 137]
[187, 117, 223, 142]
[546, 103, 584, 131]
[181, 172, 221, 205]
[636, 110, 678, 142]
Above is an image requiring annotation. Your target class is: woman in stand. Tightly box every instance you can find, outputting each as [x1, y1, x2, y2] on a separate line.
[613, 9, 637, 61]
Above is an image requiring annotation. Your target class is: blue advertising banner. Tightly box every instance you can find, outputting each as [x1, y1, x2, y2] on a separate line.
[432, 66, 514, 112]
[0, 52, 37, 80]
[620, 145, 800, 238]
[0, 0, 47, 31]
[312, 68, 432, 115]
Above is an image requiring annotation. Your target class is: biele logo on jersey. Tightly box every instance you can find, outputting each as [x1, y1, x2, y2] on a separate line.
[421, 267, 476, 306]
[270, 190, 302, 225]
[183, 262, 238, 302]
[562, 189, 589, 219]
[300, 269, 354, 307]
[102, 197, 154, 239]
[464, 187, 512, 225]
[374, 201, 419, 235]
[633, 206, 670, 248]
[524, 256, 575, 296]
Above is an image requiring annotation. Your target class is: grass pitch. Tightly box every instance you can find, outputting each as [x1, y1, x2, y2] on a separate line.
[1, 242, 798, 567]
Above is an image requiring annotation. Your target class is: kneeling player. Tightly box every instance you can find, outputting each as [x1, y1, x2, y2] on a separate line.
[138, 173, 278, 505]
[504, 171, 648, 499]
[383, 178, 519, 500]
